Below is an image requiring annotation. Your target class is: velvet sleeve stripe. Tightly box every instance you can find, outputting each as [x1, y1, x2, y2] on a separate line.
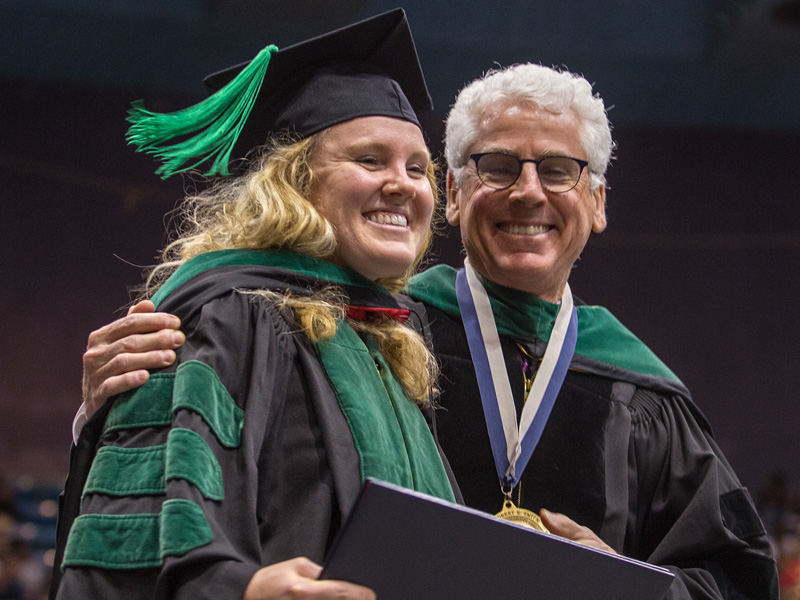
[159, 499, 215, 558]
[61, 499, 213, 569]
[82, 444, 167, 499]
[165, 428, 225, 501]
[103, 373, 174, 434]
[172, 360, 244, 449]
[81, 429, 224, 501]
[63, 360, 238, 572]
[103, 360, 244, 449]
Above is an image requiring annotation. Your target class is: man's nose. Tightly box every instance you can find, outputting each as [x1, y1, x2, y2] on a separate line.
[508, 163, 547, 203]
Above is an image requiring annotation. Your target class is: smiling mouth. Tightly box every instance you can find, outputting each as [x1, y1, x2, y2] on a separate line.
[499, 224, 553, 235]
[365, 211, 409, 227]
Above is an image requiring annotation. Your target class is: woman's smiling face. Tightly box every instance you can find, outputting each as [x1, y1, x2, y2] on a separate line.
[309, 115, 435, 281]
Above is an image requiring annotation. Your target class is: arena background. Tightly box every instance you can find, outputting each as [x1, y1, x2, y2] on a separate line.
[2, 0, 799, 503]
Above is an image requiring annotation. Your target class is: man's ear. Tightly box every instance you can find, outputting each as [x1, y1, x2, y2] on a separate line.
[445, 170, 461, 226]
[591, 184, 607, 233]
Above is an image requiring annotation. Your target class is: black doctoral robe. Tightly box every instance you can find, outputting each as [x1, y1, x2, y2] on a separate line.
[404, 264, 778, 600]
[51, 250, 457, 600]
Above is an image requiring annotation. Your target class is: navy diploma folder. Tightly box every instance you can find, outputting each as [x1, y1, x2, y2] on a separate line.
[321, 478, 674, 600]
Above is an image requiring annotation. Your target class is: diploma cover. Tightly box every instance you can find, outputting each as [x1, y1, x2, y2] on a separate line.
[321, 479, 674, 600]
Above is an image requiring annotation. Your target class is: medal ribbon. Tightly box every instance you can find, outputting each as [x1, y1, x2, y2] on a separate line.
[455, 259, 578, 487]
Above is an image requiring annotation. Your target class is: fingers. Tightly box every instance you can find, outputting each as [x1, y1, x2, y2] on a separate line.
[82, 338, 182, 414]
[82, 305, 185, 418]
[87, 310, 181, 350]
[540, 509, 617, 554]
[88, 357, 157, 400]
[243, 558, 376, 600]
[127, 300, 156, 316]
[286, 557, 322, 579]
[298, 579, 376, 600]
[85, 328, 185, 369]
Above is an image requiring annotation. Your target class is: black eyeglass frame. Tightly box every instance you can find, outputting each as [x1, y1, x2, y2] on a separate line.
[469, 152, 590, 192]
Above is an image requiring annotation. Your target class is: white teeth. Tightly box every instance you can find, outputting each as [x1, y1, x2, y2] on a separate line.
[500, 224, 550, 235]
[367, 212, 408, 227]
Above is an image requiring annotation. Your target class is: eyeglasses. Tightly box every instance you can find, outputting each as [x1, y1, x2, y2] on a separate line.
[469, 152, 589, 193]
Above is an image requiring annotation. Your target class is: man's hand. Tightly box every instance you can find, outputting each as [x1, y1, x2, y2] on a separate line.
[82, 300, 185, 418]
[541, 509, 617, 554]
[243, 557, 376, 600]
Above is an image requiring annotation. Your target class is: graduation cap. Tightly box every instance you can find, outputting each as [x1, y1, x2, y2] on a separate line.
[126, 8, 432, 179]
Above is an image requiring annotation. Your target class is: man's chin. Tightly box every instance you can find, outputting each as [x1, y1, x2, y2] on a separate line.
[480, 258, 564, 299]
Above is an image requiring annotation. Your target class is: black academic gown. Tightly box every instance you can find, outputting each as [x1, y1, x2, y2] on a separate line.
[52, 255, 458, 600]
[402, 278, 778, 600]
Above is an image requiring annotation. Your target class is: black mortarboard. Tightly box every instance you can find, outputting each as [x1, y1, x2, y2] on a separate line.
[126, 8, 431, 179]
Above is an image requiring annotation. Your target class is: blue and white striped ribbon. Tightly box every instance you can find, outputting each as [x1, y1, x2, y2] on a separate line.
[455, 259, 578, 487]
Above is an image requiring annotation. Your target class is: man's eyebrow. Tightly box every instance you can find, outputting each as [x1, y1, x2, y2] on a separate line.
[536, 149, 579, 159]
[476, 145, 511, 154]
[478, 147, 577, 159]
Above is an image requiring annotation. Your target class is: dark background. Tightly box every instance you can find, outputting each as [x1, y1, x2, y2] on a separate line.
[1, 0, 799, 502]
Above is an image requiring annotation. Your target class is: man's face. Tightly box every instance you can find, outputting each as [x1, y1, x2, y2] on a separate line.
[446, 103, 607, 302]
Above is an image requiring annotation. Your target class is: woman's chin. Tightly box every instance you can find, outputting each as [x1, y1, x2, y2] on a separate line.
[334, 246, 416, 282]
[351, 260, 412, 282]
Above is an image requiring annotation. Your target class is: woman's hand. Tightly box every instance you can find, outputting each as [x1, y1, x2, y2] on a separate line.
[540, 509, 617, 554]
[243, 558, 375, 600]
[82, 300, 185, 418]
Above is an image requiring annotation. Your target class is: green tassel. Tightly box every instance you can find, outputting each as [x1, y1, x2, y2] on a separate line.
[126, 45, 279, 179]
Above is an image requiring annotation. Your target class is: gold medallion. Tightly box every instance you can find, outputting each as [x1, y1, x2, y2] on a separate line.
[495, 499, 550, 533]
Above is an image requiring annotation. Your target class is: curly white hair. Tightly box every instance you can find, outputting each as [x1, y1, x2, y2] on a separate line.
[445, 63, 615, 191]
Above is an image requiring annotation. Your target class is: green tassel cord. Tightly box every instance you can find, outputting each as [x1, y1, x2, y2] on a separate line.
[126, 45, 279, 179]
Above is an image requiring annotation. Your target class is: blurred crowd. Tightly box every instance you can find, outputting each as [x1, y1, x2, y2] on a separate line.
[0, 473, 57, 600]
[759, 472, 800, 600]
[2, 466, 800, 599]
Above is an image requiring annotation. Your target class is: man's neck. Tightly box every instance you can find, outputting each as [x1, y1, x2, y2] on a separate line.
[469, 264, 565, 304]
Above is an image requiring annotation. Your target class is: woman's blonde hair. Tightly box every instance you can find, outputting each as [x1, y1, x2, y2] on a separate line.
[145, 131, 440, 404]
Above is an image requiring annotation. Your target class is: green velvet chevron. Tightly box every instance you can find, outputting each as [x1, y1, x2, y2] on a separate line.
[165, 428, 224, 501]
[103, 360, 243, 448]
[64, 359, 242, 569]
[62, 499, 213, 569]
[171, 361, 243, 448]
[82, 429, 223, 501]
